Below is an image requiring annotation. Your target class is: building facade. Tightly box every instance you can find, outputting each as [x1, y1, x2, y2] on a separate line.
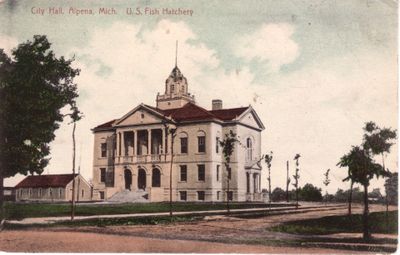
[92, 65, 265, 202]
[15, 174, 92, 202]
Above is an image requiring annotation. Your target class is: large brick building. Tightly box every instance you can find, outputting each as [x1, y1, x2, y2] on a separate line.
[92, 65, 265, 202]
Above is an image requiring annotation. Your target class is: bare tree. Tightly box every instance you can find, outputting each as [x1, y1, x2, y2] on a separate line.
[219, 130, 239, 214]
[293, 154, 301, 209]
[264, 151, 273, 208]
[162, 119, 177, 217]
[323, 169, 331, 206]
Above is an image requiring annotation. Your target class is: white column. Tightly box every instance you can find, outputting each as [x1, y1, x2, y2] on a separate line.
[147, 129, 152, 155]
[133, 130, 137, 155]
[121, 131, 126, 156]
[162, 128, 166, 154]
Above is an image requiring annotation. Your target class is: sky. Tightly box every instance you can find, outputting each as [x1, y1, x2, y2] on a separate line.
[0, 0, 398, 194]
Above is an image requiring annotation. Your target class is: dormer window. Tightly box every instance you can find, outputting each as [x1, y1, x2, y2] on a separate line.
[171, 84, 175, 93]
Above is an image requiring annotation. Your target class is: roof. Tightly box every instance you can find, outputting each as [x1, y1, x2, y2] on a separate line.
[93, 102, 255, 131]
[210, 107, 248, 121]
[93, 119, 116, 130]
[15, 174, 79, 188]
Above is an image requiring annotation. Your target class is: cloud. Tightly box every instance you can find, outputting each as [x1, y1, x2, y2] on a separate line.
[4, 20, 396, 196]
[0, 34, 18, 55]
[234, 23, 299, 73]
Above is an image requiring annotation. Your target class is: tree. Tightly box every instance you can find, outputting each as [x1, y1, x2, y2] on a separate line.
[362, 121, 396, 226]
[293, 154, 301, 209]
[69, 106, 82, 220]
[219, 130, 239, 214]
[385, 172, 398, 205]
[323, 169, 331, 206]
[298, 183, 323, 202]
[162, 120, 177, 217]
[264, 151, 273, 208]
[271, 187, 286, 202]
[337, 146, 388, 240]
[0, 36, 80, 220]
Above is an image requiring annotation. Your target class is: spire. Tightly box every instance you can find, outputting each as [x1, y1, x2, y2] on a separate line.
[175, 40, 178, 67]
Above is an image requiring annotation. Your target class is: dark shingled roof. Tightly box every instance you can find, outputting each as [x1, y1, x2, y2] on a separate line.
[148, 102, 248, 122]
[93, 119, 116, 130]
[210, 107, 249, 121]
[15, 174, 78, 188]
[93, 103, 250, 130]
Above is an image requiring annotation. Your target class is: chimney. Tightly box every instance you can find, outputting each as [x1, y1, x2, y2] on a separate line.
[212, 99, 223, 110]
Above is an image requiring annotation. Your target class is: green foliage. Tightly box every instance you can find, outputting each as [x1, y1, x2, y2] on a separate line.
[271, 187, 286, 201]
[270, 211, 398, 235]
[298, 183, 323, 201]
[385, 173, 398, 205]
[4, 202, 281, 219]
[218, 130, 239, 164]
[0, 35, 80, 178]
[337, 146, 387, 186]
[363, 121, 397, 157]
[333, 187, 364, 203]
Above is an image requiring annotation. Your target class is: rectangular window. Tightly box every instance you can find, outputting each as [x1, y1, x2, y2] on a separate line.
[198, 165, 205, 181]
[81, 189, 84, 197]
[198, 136, 205, 153]
[101, 143, 107, 157]
[227, 191, 233, 201]
[227, 167, 231, 180]
[217, 191, 221, 200]
[180, 137, 188, 153]
[180, 165, 187, 182]
[216, 137, 219, 153]
[100, 168, 106, 183]
[179, 191, 187, 201]
[216, 165, 220, 182]
[99, 191, 105, 200]
[197, 191, 205, 201]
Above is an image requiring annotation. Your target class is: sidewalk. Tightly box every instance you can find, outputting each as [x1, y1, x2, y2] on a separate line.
[6, 204, 345, 225]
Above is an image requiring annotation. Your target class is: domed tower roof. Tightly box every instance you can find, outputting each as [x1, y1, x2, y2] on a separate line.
[156, 42, 195, 110]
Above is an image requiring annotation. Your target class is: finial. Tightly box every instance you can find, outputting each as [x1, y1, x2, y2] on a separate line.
[175, 40, 178, 67]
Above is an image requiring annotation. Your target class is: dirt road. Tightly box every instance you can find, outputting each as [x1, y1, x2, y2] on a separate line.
[0, 203, 396, 253]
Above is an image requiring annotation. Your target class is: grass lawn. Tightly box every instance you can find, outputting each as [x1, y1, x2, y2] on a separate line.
[270, 210, 398, 235]
[4, 202, 289, 220]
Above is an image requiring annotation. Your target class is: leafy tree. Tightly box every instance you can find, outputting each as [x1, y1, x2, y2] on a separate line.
[337, 145, 388, 240]
[293, 154, 301, 209]
[298, 183, 323, 202]
[362, 121, 396, 224]
[0, 36, 80, 219]
[219, 130, 239, 214]
[323, 169, 331, 205]
[385, 172, 398, 205]
[264, 151, 273, 207]
[271, 187, 286, 202]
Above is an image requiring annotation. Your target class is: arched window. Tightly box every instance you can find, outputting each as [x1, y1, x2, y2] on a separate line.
[197, 130, 206, 153]
[152, 168, 161, 187]
[179, 132, 188, 154]
[246, 137, 253, 161]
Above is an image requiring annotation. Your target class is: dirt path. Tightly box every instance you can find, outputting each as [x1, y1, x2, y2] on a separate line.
[0, 203, 396, 253]
[0, 230, 366, 253]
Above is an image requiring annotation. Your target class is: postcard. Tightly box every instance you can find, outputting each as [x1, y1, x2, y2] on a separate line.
[0, 0, 397, 253]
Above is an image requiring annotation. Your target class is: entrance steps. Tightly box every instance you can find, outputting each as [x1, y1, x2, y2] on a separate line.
[108, 189, 149, 203]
